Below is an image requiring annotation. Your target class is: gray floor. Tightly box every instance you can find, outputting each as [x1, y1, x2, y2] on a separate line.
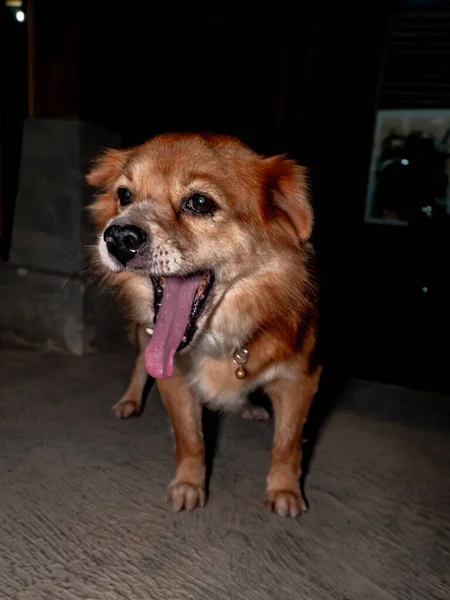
[0, 348, 449, 600]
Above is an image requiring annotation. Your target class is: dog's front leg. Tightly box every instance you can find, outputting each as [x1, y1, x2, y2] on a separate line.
[264, 367, 321, 518]
[157, 374, 205, 511]
[113, 324, 150, 418]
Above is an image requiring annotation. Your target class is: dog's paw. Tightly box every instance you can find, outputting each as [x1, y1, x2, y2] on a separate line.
[167, 483, 206, 512]
[265, 490, 307, 518]
[241, 406, 270, 421]
[112, 398, 141, 419]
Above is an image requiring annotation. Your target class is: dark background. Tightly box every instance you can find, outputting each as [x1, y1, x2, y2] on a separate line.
[1, 0, 450, 393]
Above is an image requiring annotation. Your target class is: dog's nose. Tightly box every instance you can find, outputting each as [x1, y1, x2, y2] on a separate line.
[103, 224, 147, 265]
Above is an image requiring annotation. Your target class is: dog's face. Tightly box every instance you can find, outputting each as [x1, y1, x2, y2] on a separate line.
[87, 133, 313, 378]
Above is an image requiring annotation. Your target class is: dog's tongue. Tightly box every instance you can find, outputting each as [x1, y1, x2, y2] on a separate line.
[145, 275, 202, 379]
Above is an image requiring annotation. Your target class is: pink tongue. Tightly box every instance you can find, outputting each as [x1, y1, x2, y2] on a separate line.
[145, 275, 202, 379]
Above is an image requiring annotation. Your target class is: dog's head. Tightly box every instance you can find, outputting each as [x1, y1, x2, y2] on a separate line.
[87, 133, 313, 378]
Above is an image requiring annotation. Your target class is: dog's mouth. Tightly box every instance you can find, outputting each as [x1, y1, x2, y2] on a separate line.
[144, 271, 214, 379]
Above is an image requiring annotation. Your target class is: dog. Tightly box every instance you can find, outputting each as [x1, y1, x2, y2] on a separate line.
[86, 132, 321, 518]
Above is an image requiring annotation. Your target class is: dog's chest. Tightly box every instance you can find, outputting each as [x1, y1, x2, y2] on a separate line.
[183, 354, 251, 410]
[182, 353, 285, 411]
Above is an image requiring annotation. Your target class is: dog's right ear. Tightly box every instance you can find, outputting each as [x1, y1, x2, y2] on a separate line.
[86, 148, 131, 232]
[86, 148, 130, 190]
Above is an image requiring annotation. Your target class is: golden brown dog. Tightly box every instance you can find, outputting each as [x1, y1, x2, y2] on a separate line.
[86, 132, 321, 518]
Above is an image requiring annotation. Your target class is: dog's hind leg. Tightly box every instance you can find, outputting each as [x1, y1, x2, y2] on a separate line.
[241, 406, 270, 421]
[113, 324, 150, 418]
[241, 391, 271, 421]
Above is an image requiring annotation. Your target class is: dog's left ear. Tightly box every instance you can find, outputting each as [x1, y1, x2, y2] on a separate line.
[263, 155, 313, 243]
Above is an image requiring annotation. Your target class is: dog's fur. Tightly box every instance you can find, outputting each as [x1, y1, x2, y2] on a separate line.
[86, 132, 321, 517]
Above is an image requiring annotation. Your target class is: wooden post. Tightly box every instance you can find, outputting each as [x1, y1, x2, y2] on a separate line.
[27, 0, 35, 117]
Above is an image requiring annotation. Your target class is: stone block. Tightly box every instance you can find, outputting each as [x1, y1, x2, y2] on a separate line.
[0, 265, 127, 354]
[9, 118, 119, 274]
[3, 118, 126, 354]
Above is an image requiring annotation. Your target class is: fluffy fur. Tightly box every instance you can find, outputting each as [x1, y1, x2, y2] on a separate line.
[87, 132, 322, 517]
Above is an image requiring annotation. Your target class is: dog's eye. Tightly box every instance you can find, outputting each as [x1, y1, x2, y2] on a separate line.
[185, 193, 216, 215]
[117, 187, 133, 207]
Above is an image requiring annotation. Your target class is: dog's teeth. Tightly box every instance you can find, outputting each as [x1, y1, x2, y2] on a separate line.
[182, 336, 187, 342]
[146, 328, 154, 335]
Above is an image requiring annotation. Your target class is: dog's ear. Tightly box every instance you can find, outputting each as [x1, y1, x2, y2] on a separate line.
[86, 148, 130, 232]
[86, 148, 130, 190]
[263, 155, 313, 243]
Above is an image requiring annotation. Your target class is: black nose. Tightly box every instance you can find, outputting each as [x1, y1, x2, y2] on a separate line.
[103, 224, 146, 265]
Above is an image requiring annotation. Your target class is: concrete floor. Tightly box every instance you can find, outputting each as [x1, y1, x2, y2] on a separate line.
[0, 347, 449, 599]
